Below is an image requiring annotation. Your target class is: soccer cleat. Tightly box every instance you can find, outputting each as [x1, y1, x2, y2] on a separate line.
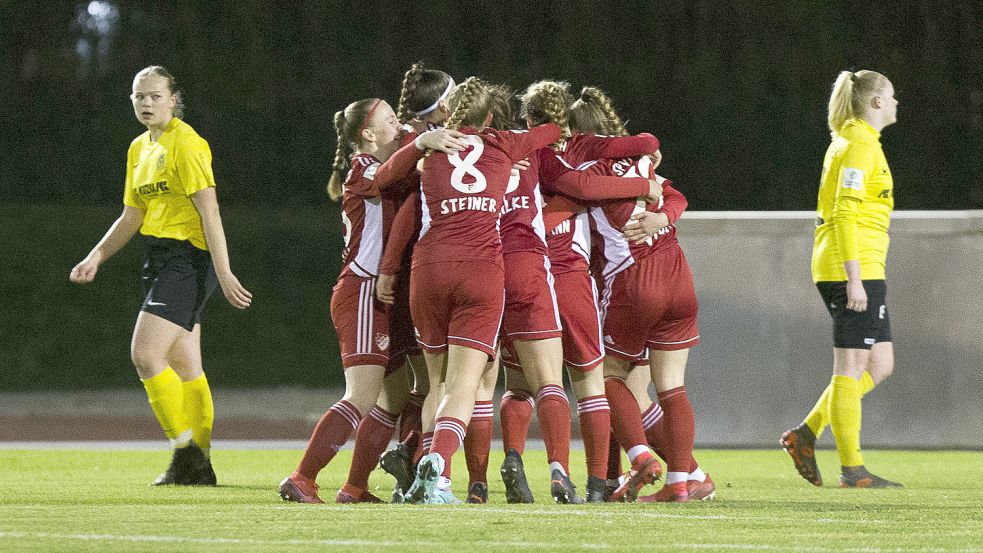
[404, 453, 443, 504]
[500, 448, 535, 504]
[467, 481, 489, 504]
[638, 481, 689, 503]
[780, 425, 822, 486]
[335, 483, 384, 504]
[608, 456, 661, 502]
[585, 476, 607, 503]
[430, 488, 463, 504]
[152, 443, 214, 486]
[839, 466, 903, 488]
[550, 469, 584, 504]
[278, 472, 324, 504]
[603, 477, 622, 502]
[379, 442, 415, 499]
[687, 473, 716, 501]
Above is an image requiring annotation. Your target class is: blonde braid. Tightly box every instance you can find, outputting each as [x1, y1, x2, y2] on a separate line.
[327, 110, 349, 201]
[397, 63, 425, 123]
[580, 87, 628, 136]
[446, 77, 483, 130]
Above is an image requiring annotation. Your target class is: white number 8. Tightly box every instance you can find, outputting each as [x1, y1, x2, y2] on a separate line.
[449, 135, 487, 194]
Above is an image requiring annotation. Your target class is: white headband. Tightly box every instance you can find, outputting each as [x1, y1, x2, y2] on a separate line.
[414, 77, 455, 117]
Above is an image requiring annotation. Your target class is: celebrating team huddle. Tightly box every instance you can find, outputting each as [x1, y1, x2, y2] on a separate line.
[276, 63, 712, 505]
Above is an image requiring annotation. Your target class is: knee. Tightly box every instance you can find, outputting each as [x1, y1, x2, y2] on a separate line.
[130, 347, 165, 380]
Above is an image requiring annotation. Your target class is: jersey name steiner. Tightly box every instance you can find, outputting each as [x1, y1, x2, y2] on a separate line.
[440, 196, 498, 214]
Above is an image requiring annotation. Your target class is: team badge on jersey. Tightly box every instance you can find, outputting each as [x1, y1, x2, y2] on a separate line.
[841, 167, 864, 190]
[375, 332, 390, 351]
[156, 153, 166, 171]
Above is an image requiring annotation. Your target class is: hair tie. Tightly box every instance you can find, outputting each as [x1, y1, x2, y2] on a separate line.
[357, 99, 383, 138]
[415, 77, 456, 117]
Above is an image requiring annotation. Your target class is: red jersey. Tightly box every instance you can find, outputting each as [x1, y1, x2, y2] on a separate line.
[586, 155, 688, 278]
[412, 124, 562, 268]
[543, 132, 660, 275]
[338, 142, 424, 279]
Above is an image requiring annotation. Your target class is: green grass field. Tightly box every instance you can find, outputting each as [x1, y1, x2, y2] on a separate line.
[1, 448, 982, 552]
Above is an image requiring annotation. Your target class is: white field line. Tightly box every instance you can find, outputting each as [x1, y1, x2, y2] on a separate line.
[1, 530, 980, 552]
[270, 504, 899, 525]
[0, 439, 555, 450]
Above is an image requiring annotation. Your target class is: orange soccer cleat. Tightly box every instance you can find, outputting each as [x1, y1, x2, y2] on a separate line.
[278, 472, 324, 504]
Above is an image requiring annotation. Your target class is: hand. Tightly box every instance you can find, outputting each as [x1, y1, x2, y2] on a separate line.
[846, 279, 867, 312]
[418, 128, 468, 153]
[649, 149, 662, 170]
[218, 272, 252, 309]
[376, 274, 395, 305]
[622, 211, 669, 244]
[406, 119, 429, 135]
[511, 158, 531, 177]
[644, 179, 664, 204]
[70, 252, 102, 284]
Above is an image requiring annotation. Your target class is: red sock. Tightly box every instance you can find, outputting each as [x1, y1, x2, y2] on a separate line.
[297, 400, 361, 480]
[398, 391, 425, 441]
[642, 401, 700, 471]
[402, 429, 420, 453]
[605, 377, 649, 455]
[577, 395, 611, 480]
[346, 406, 397, 489]
[536, 384, 571, 474]
[657, 386, 696, 474]
[641, 402, 670, 462]
[415, 432, 433, 465]
[500, 389, 534, 454]
[606, 430, 623, 480]
[465, 401, 493, 485]
[431, 417, 466, 475]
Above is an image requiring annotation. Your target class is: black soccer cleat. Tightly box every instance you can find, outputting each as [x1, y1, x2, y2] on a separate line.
[466, 481, 489, 504]
[550, 469, 583, 504]
[585, 476, 607, 503]
[500, 448, 534, 504]
[839, 465, 903, 488]
[152, 443, 215, 486]
[379, 442, 415, 500]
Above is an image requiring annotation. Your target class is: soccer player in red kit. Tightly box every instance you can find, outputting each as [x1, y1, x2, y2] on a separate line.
[569, 87, 705, 502]
[277, 98, 465, 504]
[400, 77, 564, 504]
[497, 81, 664, 502]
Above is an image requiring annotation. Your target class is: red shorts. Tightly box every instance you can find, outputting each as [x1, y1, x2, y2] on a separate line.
[553, 270, 604, 371]
[410, 261, 505, 359]
[502, 251, 562, 340]
[602, 245, 700, 360]
[499, 335, 521, 370]
[388, 265, 420, 373]
[331, 275, 390, 369]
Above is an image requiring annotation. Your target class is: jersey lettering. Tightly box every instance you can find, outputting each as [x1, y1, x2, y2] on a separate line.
[439, 196, 498, 214]
[550, 219, 571, 236]
[500, 195, 530, 215]
[448, 135, 487, 193]
[137, 180, 169, 196]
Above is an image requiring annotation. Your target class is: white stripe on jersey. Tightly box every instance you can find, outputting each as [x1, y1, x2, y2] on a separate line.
[418, 186, 432, 241]
[351, 198, 384, 278]
[571, 212, 591, 263]
[590, 206, 634, 279]
[532, 183, 548, 246]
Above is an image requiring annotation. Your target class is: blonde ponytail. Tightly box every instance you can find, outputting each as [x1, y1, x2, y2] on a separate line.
[828, 70, 890, 137]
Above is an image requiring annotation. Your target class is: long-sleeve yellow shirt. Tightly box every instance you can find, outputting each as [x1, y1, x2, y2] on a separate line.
[812, 118, 894, 282]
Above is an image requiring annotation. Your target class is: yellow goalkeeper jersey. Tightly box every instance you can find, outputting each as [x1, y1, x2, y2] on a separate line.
[123, 117, 216, 250]
[812, 118, 894, 282]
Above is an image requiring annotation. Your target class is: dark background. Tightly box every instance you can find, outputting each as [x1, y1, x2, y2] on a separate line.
[1, 1, 981, 389]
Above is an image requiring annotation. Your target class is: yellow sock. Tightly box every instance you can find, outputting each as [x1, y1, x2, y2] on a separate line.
[828, 374, 864, 467]
[142, 367, 190, 446]
[804, 370, 875, 439]
[182, 374, 214, 454]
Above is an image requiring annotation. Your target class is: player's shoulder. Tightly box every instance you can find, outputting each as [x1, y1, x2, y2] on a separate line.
[349, 153, 381, 180]
[170, 118, 211, 152]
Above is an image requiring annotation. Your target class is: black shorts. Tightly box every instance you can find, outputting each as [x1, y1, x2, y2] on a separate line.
[141, 236, 219, 331]
[816, 279, 892, 349]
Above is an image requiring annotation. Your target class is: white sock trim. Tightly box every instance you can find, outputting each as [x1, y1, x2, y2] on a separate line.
[549, 461, 567, 477]
[666, 471, 688, 484]
[171, 429, 193, 449]
[689, 467, 706, 482]
[626, 445, 649, 464]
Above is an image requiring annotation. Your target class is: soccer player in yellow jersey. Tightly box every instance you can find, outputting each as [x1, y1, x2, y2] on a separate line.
[70, 66, 252, 485]
[781, 70, 902, 488]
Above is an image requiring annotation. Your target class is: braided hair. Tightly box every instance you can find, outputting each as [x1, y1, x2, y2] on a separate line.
[327, 98, 379, 201]
[520, 80, 573, 147]
[396, 62, 453, 123]
[445, 77, 487, 130]
[569, 86, 628, 136]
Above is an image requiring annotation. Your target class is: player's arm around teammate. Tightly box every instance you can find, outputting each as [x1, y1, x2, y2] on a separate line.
[781, 70, 901, 489]
[70, 65, 250, 486]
